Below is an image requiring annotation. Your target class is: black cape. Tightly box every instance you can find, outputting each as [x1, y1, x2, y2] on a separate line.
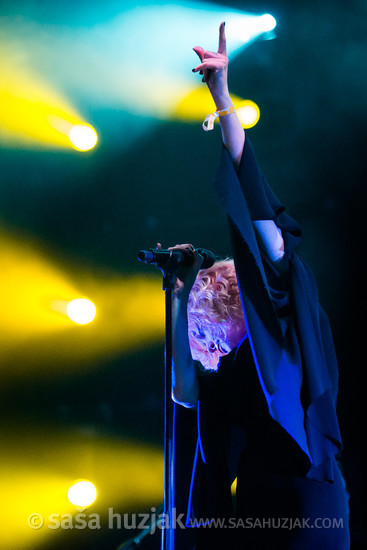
[174, 136, 342, 536]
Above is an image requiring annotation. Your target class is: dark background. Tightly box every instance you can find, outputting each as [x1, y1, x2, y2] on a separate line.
[0, 0, 365, 548]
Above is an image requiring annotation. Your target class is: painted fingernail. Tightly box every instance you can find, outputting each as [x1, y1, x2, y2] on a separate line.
[192, 68, 196, 72]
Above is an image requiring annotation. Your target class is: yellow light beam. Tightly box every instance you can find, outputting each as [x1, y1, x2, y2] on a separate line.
[0, 230, 164, 378]
[174, 86, 260, 129]
[1, 6, 273, 134]
[0, 56, 97, 150]
[0, 424, 163, 550]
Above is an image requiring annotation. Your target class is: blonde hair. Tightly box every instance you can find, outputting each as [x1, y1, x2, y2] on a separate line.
[187, 259, 246, 371]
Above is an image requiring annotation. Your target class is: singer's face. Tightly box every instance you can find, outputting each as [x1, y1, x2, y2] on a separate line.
[187, 258, 247, 370]
[189, 319, 246, 370]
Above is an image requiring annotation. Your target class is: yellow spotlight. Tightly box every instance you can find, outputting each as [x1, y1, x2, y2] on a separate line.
[0, 230, 165, 378]
[236, 100, 260, 129]
[175, 88, 261, 129]
[68, 124, 98, 151]
[0, 424, 163, 549]
[66, 298, 96, 325]
[0, 59, 97, 151]
[68, 480, 97, 508]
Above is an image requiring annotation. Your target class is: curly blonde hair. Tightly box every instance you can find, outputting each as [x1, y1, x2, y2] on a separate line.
[187, 259, 246, 371]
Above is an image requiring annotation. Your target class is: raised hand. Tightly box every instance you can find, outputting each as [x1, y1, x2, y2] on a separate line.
[192, 21, 229, 102]
[156, 243, 203, 295]
[192, 21, 245, 167]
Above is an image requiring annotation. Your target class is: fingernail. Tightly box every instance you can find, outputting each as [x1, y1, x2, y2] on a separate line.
[192, 68, 196, 72]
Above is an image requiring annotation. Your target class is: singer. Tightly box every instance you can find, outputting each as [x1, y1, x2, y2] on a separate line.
[167, 22, 350, 550]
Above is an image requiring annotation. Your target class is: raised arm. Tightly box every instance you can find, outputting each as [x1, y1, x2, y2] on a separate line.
[193, 23, 284, 263]
[192, 21, 244, 169]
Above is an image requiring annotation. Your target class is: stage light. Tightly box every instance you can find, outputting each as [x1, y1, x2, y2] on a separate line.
[66, 298, 96, 325]
[236, 100, 260, 129]
[259, 14, 277, 32]
[0, 231, 165, 379]
[175, 88, 261, 129]
[68, 124, 98, 151]
[68, 480, 97, 507]
[1, 424, 163, 548]
[0, 2, 277, 141]
[0, 58, 98, 151]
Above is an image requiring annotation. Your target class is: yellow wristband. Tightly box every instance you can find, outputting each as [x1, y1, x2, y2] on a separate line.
[202, 105, 235, 131]
[217, 105, 235, 117]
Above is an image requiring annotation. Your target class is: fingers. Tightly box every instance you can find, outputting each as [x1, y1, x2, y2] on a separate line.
[168, 243, 195, 251]
[192, 248, 204, 270]
[192, 46, 204, 62]
[192, 56, 227, 73]
[192, 63, 208, 83]
[167, 244, 203, 269]
[192, 22, 227, 75]
[192, 47, 208, 80]
[217, 21, 227, 55]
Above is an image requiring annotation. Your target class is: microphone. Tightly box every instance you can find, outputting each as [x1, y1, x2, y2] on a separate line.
[137, 248, 216, 269]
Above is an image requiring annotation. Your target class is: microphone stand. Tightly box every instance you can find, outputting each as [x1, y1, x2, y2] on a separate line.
[161, 260, 177, 550]
[138, 247, 215, 549]
[139, 253, 181, 550]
